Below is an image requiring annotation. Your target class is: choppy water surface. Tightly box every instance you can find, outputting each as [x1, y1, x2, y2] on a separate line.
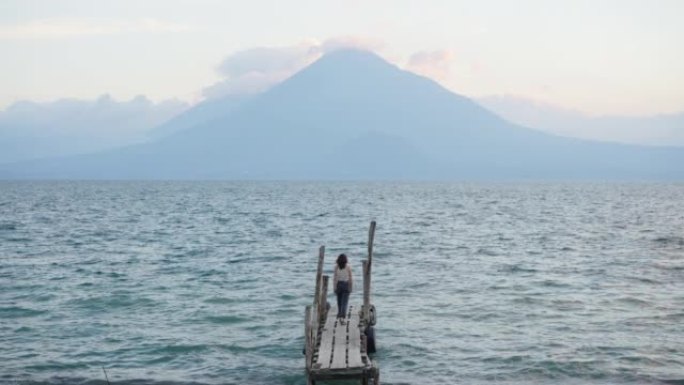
[1, 181, 683, 385]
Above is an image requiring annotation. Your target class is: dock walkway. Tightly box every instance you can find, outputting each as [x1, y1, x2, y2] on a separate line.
[304, 221, 379, 385]
[311, 305, 375, 381]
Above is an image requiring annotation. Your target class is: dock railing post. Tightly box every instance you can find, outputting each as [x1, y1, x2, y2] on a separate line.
[363, 259, 370, 322]
[368, 221, 376, 268]
[363, 221, 376, 323]
[304, 305, 313, 372]
[312, 246, 325, 342]
[320, 275, 329, 322]
[313, 246, 325, 308]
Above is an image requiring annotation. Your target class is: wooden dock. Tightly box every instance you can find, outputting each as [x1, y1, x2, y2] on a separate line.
[304, 221, 379, 385]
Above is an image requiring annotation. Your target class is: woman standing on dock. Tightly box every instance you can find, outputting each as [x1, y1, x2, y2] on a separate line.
[333, 254, 353, 324]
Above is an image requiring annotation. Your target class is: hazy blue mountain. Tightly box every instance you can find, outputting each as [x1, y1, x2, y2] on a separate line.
[146, 94, 250, 139]
[479, 95, 684, 147]
[0, 95, 187, 164]
[2, 50, 683, 180]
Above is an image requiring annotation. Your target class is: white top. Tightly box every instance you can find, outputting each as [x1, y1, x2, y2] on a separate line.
[333, 264, 353, 291]
[336, 265, 351, 281]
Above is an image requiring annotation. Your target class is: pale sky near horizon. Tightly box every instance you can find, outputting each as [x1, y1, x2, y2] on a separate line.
[1, 0, 683, 116]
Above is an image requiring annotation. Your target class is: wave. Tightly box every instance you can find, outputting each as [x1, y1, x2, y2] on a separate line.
[654, 236, 684, 247]
[0, 306, 47, 318]
[0, 221, 18, 231]
[661, 379, 684, 385]
[476, 248, 499, 256]
[3, 236, 33, 242]
[616, 296, 651, 306]
[535, 279, 572, 288]
[1, 377, 211, 385]
[202, 296, 238, 304]
[203, 315, 249, 324]
[3, 181, 683, 385]
[152, 344, 210, 354]
[65, 294, 157, 312]
[499, 264, 538, 273]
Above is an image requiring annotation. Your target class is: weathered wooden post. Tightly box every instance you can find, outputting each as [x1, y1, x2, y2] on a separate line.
[312, 246, 325, 336]
[320, 275, 329, 322]
[363, 221, 376, 322]
[304, 305, 313, 384]
[362, 259, 370, 322]
[368, 221, 376, 267]
[313, 246, 325, 307]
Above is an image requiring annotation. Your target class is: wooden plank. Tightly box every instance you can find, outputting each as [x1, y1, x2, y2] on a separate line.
[347, 311, 363, 368]
[314, 311, 337, 368]
[330, 316, 349, 369]
[310, 367, 368, 380]
[330, 305, 353, 370]
[314, 306, 370, 371]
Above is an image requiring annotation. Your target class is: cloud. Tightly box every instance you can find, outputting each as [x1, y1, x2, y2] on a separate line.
[216, 45, 318, 78]
[0, 18, 190, 39]
[202, 36, 385, 99]
[203, 44, 318, 99]
[203, 71, 293, 100]
[405, 50, 457, 82]
[318, 36, 385, 54]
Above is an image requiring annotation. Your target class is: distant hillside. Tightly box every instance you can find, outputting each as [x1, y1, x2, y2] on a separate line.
[2, 50, 683, 180]
[146, 94, 250, 140]
[0, 95, 187, 164]
[479, 95, 684, 147]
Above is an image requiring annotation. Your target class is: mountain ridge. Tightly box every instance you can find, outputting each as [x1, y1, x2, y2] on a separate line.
[2, 49, 683, 180]
[478, 95, 684, 147]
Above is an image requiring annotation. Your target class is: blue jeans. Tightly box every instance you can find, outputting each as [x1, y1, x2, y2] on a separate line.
[336, 281, 350, 318]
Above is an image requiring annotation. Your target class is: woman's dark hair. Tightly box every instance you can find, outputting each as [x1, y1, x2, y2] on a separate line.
[336, 254, 348, 269]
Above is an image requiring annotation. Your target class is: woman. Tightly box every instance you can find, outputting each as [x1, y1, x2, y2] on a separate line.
[333, 253, 353, 324]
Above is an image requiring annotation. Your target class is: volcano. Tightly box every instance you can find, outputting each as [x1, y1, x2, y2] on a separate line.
[3, 49, 682, 180]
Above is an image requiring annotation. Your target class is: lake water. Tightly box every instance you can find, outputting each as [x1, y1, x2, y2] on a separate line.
[1, 181, 683, 385]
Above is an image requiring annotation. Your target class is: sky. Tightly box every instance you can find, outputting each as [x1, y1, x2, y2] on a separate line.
[1, 0, 683, 116]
